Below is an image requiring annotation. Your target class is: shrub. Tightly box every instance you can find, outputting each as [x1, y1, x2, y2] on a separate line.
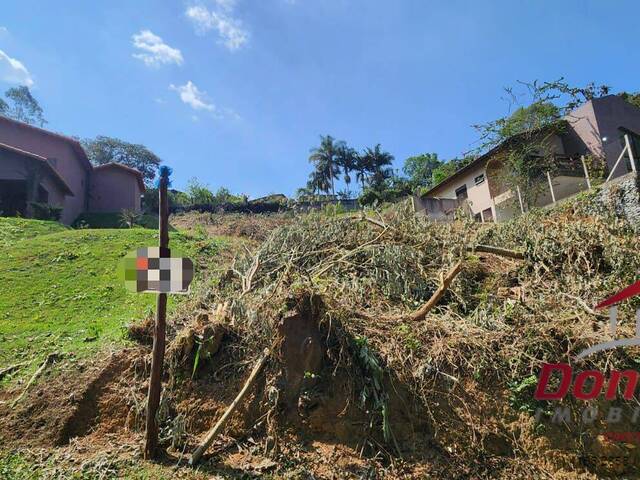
[120, 209, 141, 228]
[29, 202, 62, 221]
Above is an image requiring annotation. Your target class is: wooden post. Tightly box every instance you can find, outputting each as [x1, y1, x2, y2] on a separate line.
[144, 169, 170, 460]
[580, 155, 592, 190]
[546, 171, 556, 204]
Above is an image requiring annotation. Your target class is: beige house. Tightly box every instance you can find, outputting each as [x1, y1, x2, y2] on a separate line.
[415, 95, 640, 222]
[0, 116, 144, 224]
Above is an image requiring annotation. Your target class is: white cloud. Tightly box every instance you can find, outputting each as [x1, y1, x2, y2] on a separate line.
[132, 30, 183, 67]
[0, 49, 34, 87]
[185, 4, 248, 51]
[170, 81, 215, 111]
[169, 81, 240, 121]
[0, 27, 9, 36]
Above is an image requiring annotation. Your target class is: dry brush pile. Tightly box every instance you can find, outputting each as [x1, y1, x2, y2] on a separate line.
[159, 192, 640, 477]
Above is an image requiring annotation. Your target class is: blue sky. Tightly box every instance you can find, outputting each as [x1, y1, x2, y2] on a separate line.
[1, 0, 638, 197]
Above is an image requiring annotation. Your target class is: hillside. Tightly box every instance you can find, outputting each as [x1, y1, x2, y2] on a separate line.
[1, 184, 640, 478]
[0, 218, 223, 382]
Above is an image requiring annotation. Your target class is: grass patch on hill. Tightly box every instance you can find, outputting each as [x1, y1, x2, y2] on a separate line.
[0, 217, 68, 247]
[0, 217, 223, 383]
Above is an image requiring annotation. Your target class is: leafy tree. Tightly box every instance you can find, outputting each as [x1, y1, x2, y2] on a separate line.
[473, 78, 609, 151]
[306, 168, 330, 195]
[295, 186, 315, 200]
[498, 102, 560, 139]
[143, 187, 190, 212]
[358, 175, 412, 207]
[309, 135, 342, 195]
[431, 157, 474, 186]
[336, 144, 359, 197]
[186, 178, 215, 205]
[470, 78, 610, 205]
[619, 92, 640, 110]
[0, 86, 46, 127]
[354, 154, 370, 190]
[402, 153, 442, 189]
[361, 144, 394, 189]
[82, 136, 161, 185]
[213, 187, 246, 205]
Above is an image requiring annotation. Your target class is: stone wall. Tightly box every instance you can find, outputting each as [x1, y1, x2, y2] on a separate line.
[584, 173, 640, 230]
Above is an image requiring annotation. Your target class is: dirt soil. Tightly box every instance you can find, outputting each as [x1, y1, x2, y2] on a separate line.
[0, 299, 595, 479]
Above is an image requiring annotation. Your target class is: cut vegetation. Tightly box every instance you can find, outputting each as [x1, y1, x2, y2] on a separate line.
[1, 182, 640, 478]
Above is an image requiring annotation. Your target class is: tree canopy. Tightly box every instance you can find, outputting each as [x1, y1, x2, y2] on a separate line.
[0, 86, 46, 127]
[402, 153, 442, 189]
[82, 136, 161, 185]
[308, 135, 342, 196]
[619, 91, 640, 110]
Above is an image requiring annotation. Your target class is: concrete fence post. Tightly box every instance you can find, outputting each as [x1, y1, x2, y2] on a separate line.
[581, 155, 592, 190]
[546, 171, 556, 204]
[516, 186, 525, 214]
[624, 134, 636, 173]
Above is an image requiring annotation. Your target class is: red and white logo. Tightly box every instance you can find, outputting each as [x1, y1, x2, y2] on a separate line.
[535, 279, 640, 401]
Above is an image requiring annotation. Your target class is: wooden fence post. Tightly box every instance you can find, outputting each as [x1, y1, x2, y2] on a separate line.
[144, 168, 170, 460]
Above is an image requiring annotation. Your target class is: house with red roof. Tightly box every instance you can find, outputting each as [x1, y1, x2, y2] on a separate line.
[0, 116, 144, 224]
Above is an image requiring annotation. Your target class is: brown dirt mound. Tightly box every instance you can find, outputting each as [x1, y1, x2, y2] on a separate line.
[0, 349, 140, 449]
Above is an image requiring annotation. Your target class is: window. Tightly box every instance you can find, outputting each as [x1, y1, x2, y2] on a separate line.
[474, 213, 482, 223]
[455, 185, 468, 201]
[474, 174, 485, 185]
[482, 207, 494, 223]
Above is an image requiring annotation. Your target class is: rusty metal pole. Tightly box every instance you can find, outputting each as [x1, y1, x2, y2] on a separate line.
[144, 168, 169, 460]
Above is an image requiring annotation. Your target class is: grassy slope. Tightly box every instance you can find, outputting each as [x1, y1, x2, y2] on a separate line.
[0, 217, 220, 379]
[0, 217, 68, 246]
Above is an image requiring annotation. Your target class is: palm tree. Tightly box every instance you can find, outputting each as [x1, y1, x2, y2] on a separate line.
[336, 145, 358, 197]
[361, 144, 394, 189]
[309, 135, 342, 196]
[355, 154, 370, 190]
[307, 169, 330, 196]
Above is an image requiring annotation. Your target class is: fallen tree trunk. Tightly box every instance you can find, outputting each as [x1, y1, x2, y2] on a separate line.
[362, 215, 387, 229]
[468, 245, 524, 260]
[407, 261, 464, 322]
[190, 348, 271, 466]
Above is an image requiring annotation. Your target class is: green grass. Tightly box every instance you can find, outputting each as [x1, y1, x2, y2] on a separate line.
[0, 450, 212, 479]
[0, 217, 222, 381]
[73, 212, 161, 229]
[0, 217, 68, 247]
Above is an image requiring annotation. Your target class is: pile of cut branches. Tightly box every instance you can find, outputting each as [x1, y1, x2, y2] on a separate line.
[173, 191, 640, 475]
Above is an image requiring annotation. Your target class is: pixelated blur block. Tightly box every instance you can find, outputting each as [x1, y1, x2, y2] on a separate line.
[123, 247, 194, 294]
